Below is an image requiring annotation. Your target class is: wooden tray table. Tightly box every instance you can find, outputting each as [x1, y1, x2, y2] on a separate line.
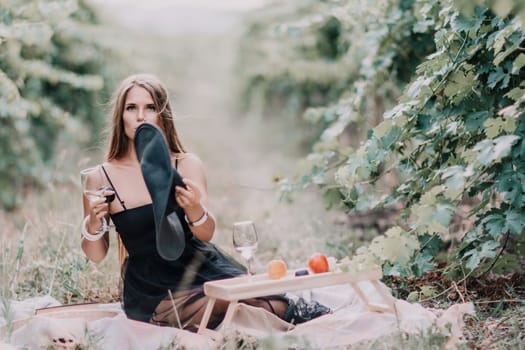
[197, 267, 395, 335]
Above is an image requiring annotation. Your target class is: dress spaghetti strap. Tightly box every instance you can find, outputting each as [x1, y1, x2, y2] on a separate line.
[100, 165, 127, 210]
[100, 164, 129, 268]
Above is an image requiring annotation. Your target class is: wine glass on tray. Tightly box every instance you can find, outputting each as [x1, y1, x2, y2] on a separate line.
[232, 221, 259, 276]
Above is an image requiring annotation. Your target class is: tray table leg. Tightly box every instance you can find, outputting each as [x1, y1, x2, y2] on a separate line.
[221, 300, 239, 330]
[370, 280, 396, 312]
[197, 297, 216, 334]
[351, 280, 395, 313]
[349, 282, 371, 307]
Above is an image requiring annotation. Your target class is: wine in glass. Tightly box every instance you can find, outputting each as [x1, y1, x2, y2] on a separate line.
[80, 166, 111, 232]
[232, 221, 258, 276]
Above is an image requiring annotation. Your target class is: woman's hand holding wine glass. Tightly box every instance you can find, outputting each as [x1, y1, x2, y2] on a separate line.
[232, 221, 259, 277]
[80, 166, 115, 234]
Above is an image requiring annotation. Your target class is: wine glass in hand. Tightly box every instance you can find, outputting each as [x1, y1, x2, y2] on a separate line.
[232, 221, 259, 276]
[80, 166, 113, 232]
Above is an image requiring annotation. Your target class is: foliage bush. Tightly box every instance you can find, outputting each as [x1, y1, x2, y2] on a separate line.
[0, 0, 115, 210]
[240, 0, 525, 277]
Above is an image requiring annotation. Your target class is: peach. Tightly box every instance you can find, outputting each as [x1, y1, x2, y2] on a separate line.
[308, 253, 329, 274]
[267, 259, 287, 279]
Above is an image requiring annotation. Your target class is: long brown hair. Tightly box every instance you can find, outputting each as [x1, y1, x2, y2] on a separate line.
[106, 74, 185, 161]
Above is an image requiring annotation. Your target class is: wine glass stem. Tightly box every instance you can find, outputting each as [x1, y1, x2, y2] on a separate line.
[247, 257, 253, 276]
[100, 217, 109, 232]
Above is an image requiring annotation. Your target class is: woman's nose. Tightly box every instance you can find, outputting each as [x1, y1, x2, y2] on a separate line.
[137, 108, 145, 122]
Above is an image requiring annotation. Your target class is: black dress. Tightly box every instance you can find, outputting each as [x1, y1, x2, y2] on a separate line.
[110, 204, 246, 323]
[101, 165, 247, 329]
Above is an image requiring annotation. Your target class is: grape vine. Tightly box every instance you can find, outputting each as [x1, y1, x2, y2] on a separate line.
[0, 0, 115, 209]
[240, 0, 525, 276]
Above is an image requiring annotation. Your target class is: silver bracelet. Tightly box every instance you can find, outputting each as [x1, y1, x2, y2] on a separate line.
[81, 215, 107, 241]
[184, 208, 209, 227]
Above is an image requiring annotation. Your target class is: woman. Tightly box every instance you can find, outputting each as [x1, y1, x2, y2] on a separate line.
[80, 74, 328, 332]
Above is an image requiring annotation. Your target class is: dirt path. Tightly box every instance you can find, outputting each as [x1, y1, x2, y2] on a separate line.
[96, 2, 346, 270]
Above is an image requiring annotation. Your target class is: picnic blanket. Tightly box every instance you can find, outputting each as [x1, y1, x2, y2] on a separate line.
[0, 281, 474, 349]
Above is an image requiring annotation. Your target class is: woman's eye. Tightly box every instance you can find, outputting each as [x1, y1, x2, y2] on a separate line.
[147, 105, 156, 111]
[126, 105, 135, 111]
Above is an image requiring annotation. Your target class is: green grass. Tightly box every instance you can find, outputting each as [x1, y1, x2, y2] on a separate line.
[0, 158, 121, 305]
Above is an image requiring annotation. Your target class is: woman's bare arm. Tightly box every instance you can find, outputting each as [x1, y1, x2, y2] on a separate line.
[175, 154, 215, 242]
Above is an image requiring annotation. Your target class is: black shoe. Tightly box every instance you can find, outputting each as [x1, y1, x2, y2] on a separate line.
[284, 297, 331, 324]
[135, 123, 186, 261]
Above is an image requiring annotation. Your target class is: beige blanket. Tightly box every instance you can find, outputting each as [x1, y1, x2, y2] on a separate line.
[0, 282, 474, 349]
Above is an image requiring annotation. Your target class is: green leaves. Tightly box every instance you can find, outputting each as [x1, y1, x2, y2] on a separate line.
[505, 209, 525, 235]
[497, 170, 525, 206]
[441, 165, 472, 199]
[0, 70, 20, 101]
[465, 110, 490, 132]
[471, 135, 520, 166]
[484, 116, 517, 138]
[463, 240, 499, 270]
[412, 192, 456, 234]
[443, 67, 478, 104]
[369, 226, 420, 266]
[487, 66, 510, 89]
[0, 0, 112, 209]
[335, 138, 386, 187]
[242, 0, 525, 277]
[512, 53, 525, 74]
[482, 207, 525, 237]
